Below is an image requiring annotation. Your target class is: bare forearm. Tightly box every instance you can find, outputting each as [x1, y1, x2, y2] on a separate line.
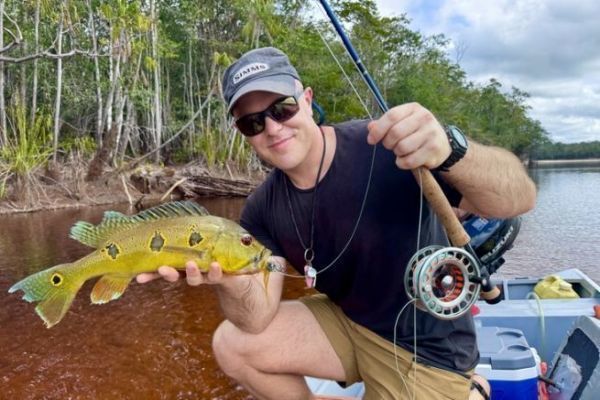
[443, 141, 536, 218]
[215, 262, 284, 334]
[364, 104, 536, 217]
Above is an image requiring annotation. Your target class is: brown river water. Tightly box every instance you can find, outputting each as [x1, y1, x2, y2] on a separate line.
[0, 198, 308, 400]
[0, 166, 598, 399]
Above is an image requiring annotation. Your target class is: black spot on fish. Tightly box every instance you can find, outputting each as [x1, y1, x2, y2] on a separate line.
[51, 273, 63, 286]
[106, 243, 120, 259]
[188, 232, 203, 247]
[150, 231, 165, 252]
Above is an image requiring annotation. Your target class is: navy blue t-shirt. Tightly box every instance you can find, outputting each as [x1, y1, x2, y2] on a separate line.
[241, 120, 478, 372]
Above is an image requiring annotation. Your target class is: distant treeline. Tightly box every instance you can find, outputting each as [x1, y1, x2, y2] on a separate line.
[0, 0, 548, 195]
[532, 140, 600, 160]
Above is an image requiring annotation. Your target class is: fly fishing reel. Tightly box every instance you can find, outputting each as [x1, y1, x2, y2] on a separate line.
[404, 246, 481, 320]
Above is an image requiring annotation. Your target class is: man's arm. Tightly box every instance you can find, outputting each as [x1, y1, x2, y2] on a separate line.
[212, 257, 285, 334]
[366, 102, 536, 218]
[443, 140, 536, 218]
[136, 256, 286, 334]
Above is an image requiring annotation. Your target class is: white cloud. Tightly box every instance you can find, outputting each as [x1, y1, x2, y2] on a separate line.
[374, 0, 600, 143]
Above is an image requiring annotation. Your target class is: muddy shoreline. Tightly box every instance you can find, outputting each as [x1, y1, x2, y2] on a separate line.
[0, 163, 263, 215]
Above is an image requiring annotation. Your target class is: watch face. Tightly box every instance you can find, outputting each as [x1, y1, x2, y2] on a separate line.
[451, 126, 468, 148]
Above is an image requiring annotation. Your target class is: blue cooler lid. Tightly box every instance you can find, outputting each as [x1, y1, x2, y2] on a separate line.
[477, 326, 536, 370]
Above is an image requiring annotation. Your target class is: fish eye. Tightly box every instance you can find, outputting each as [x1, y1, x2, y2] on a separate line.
[51, 273, 64, 287]
[241, 234, 253, 246]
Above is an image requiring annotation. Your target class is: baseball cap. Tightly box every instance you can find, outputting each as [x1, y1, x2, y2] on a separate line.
[222, 47, 300, 113]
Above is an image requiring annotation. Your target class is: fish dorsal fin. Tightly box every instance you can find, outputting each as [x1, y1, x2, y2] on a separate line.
[130, 201, 209, 223]
[69, 211, 135, 248]
[69, 201, 209, 248]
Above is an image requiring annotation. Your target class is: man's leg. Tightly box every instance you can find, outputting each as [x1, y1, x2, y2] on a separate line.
[212, 300, 347, 400]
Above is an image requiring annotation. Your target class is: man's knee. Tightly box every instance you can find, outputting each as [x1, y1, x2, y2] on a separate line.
[212, 320, 245, 376]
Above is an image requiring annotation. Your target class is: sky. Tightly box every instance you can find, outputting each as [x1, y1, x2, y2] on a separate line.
[373, 0, 600, 143]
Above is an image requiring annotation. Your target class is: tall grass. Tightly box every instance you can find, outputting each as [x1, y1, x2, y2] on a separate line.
[185, 126, 257, 173]
[0, 97, 53, 202]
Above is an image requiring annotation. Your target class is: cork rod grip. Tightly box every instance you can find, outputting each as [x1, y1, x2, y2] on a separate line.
[411, 167, 470, 247]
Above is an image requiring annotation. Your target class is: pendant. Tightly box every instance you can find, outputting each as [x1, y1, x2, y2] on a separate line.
[304, 265, 317, 288]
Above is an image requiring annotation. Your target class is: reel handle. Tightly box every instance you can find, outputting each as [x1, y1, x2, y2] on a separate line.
[479, 279, 502, 304]
[412, 167, 469, 247]
[469, 256, 503, 304]
[480, 285, 502, 304]
[480, 256, 505, 303]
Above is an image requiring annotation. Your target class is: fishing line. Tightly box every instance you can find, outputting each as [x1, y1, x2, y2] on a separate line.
[392, 297, 418, 398]
[273, 125, 377, 282]
[411, 168, 425, 399]
[275, 1, 429, 397]
[312, 1, 426, 397]
[312, 6, 374, 120]
[274, 1, 379, 282]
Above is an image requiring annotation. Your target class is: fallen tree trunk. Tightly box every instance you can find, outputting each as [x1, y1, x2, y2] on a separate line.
[177, 174, 257, 197]
[129, 163, 262, 198]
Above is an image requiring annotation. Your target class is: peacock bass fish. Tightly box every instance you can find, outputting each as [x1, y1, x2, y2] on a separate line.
[9, 201, 273, 328]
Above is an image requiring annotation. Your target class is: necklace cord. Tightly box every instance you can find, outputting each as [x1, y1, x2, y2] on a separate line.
[280, 125, 377, 280]
[285, 126, 327, 260]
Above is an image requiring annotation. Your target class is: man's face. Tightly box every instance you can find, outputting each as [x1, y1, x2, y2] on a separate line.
[232, 87, 316, 173]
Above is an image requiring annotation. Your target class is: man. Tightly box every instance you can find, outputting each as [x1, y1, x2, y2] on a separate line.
[138, 47, 536, 399]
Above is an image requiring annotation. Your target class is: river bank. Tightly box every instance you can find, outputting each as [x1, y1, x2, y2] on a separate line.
[0, 162, 264, 215]
[6, 157, 599, 215]
[530, 158, 600, 167]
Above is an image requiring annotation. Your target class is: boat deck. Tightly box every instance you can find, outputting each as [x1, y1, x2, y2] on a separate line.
[308, 268, 600, 398]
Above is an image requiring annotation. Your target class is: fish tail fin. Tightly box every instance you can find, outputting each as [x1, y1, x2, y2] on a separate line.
[36, 288, 81, 328]
[8, 263, 84, 328]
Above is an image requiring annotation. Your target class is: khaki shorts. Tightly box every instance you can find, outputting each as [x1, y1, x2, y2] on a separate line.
[300, 294, 472, 400]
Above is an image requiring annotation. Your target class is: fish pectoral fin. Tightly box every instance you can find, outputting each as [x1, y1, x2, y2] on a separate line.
[90, 275, 132, 304]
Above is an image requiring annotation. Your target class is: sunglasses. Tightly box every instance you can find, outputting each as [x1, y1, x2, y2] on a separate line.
[235, 95, 301, 137]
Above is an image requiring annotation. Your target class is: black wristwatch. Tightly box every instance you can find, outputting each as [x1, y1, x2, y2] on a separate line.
[434, 125, 468, 172]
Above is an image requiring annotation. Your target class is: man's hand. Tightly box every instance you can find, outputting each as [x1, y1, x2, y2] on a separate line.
[367, 102, 450, 170]
[136, 261, 225, 286]
[136, 257, 286, 333]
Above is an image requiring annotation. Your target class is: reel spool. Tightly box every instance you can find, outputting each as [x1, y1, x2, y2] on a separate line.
[404, 247, 481, 320]
[405, 245, 443, 304]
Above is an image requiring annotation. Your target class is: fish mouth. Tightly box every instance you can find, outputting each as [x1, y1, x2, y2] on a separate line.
[259, 248, 287, 273]
[237, 248, 272, 274]
[257, 248, 277, 292]
[257, 247, 272, 267]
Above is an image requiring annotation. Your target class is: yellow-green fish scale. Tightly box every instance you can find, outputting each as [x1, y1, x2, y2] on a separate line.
[8, 204, 271, 328]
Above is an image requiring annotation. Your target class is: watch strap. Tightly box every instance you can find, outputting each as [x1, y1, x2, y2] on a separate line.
[434, 125, 468, 172]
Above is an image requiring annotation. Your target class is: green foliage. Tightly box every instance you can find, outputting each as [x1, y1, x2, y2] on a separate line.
[0, 0, 550, 175]
[0, 99, 53, 200]
[171, 127, 254, 171]
[59, 135, 97, 157]
[532, 140, 600, 160]
[0, 101, 52, 178]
